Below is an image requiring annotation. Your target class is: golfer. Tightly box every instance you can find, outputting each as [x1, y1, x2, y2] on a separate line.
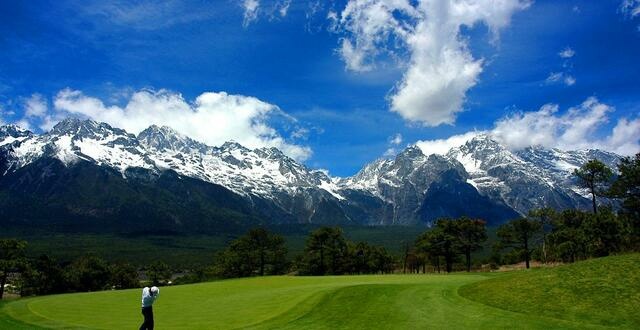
[139, 286, 160, 330]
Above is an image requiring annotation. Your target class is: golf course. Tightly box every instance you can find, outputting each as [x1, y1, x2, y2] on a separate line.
[1, 254, 638, 329]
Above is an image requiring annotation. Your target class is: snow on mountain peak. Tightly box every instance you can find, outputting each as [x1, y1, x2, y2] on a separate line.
[0, 118, 623, 219]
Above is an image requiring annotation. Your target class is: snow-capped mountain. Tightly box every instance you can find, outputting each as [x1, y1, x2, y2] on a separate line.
[0, 124, 33, 147]
[0, 118, 622, 230]
[1, 119, 338, 199]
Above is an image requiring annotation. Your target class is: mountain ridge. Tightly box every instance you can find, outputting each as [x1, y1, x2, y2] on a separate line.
[0, 118, 622, 230]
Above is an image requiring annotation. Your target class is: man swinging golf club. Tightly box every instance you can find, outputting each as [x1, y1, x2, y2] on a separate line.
[140, 286, 160, 330]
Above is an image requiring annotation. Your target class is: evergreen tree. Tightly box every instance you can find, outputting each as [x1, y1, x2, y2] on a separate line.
[528, 208, 556, 263]
[574, 159, 613, 213]
[215, 228, 288, 278]
[300, 227, 348, 275]
[65, 255, 111, 292]
[496, 218, 541, 269]
[610, 153, 640, 248]
[547, 209, 588, 263]
[455, 217, 488, 272]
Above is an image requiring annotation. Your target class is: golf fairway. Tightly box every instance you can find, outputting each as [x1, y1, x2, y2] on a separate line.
[0, 273, 622, 329]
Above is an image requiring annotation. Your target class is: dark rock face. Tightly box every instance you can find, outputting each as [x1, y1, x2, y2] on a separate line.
[418, 170, 520, 226]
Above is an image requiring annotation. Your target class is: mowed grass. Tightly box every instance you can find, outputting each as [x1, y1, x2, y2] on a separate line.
[459, 253, 640, 329]
[4, 267, 632, 330]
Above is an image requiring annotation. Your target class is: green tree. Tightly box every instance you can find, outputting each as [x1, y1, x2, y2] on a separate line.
[547, 209, 588, 263]
[215, 228, 288, 278]
[347, 241, 396, 274]
[581, 208, 630, 257]
[65, 255, 111, 292]
[415, 230, 445, 273]
[110, 262, 140, 289]
[528, 208, 556, 263]
[417, 219, 461, 273]
[496, 218, 541, 269]
[574, 159, 613, 213]
[0, 239, 27, 299]
[456, 217, 488, 272]
[146, 261, 172, 286]
[610, 153, 640, 247]
[19, 255, 67, 296]
[300, 227, 348, 275]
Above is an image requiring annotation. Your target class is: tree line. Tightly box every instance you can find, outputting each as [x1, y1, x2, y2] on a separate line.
[0, 242, 175, 299]
[213, 226, 396, 278]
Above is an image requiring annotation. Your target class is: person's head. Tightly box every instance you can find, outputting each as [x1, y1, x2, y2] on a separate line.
[150, 286, 159, 296]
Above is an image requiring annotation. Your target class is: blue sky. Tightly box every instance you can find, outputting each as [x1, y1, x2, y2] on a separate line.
[1, 0, 639, 176]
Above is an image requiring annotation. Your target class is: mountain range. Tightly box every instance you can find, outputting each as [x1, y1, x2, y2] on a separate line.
[0, 118, 620, 233]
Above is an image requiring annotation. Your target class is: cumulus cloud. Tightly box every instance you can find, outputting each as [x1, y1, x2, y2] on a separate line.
[49, 88, 311, 161]
[333, 0, 530, 126]
[416, 131, 482, 155]
[24, 94, 48, 118]
[416, 97, 640, 156]
[243, 0, 260, 27]
[16, 94, 62, 131]
[558, 47, 575, 58]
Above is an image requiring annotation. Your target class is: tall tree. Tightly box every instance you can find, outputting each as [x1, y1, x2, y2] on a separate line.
[0, 239, 27, 299]
[610, 153, 640, 247]
[19, 254, 67, 296]
[215, 228, 288, 278]
[416, 219, 461, 273]
[496, 218, 541, 269]
[547, 209, 588, 263]
[301, 227, 348, 275]
[65, 254, 111, 292]
[456, 217, 488, 272]
[528, 208, 556, 263]
[574, 159, 613, 213]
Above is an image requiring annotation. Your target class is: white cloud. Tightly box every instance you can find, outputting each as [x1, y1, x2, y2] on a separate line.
[333, 0, 530, 126]
[243, 0, 260, 27]
[383, 133, 404, 157]
[545, 72, 575, 86]
[383, 147, 398, 157]
[50, 88, 311, 161]
[24, 94, 48, 118]
[416, 97, 640, 156]
[558, 47, 575, 58]
[416, 131, 482, 155]
[564, 75, 576, 86]
[18, 94, 63, 131]
[621, 0, 640, 17]
[389, 133, 403, 145]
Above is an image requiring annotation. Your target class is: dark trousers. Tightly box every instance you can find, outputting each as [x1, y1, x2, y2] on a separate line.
[140, 306, 154, 330]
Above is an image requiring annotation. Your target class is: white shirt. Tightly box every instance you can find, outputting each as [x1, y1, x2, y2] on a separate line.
[141, 287, 160, 308]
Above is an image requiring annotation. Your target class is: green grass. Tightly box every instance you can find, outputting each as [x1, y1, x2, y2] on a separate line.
[2, 268, 629, 329]
[459, 253, 640, 329]
[3, 254, 636, 329]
